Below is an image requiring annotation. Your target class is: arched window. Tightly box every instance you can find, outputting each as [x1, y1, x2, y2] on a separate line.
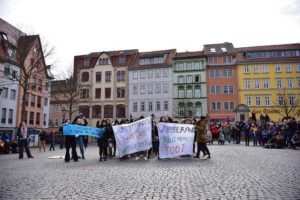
[195, 102, 202, 117]
[178, 102, 185, 117]
[78, 106, 90, 118]
[104, 105, 113, 118]
[187, 102, 193, 117]
[116, 104, 126, 118]
[81, 72, 89, 82]
[92, 105, 101, 118]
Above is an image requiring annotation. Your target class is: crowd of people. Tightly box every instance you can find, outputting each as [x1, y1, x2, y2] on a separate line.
[12, 113, 300, 161]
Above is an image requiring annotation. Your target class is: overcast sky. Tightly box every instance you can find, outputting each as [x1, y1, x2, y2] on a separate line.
[0, 0, 300, 78]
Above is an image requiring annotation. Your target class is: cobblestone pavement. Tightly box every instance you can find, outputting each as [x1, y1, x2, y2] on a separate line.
[0, 144, 300, 200]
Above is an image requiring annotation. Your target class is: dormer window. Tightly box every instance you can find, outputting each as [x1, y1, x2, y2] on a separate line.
[221, 47, 227, 52]
[98, 58, 109, 65]
[210, 48, 216, 53]
[118, 56, 126, 64]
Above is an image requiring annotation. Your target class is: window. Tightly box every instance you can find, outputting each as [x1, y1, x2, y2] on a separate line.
[155, 83, 161, 94]
[186, 102, 193, 116]
[210, 48, 216, 52]
[262, 65, 269, 73]
[289, 96, 296, 105]
[224, 102, 229, 111]
[80, 89, 89, 99]
[81, 72, 89, 82]
[133, 102, 138, 112]
[8, 109, 13, 124]
[265, 96, 270, 106]
[263, 79, 270, 88]
[1, 108, 6, 123]
[178, 86, 185, 98]
[140, 71, 146, 79]
[95, 88, 101, 99]
[29, 112, 34, 125]
[255, 80, 260, 89]
[43, 114, 47, 126]
[96, 72, 102, 82]
[148, 102, 153, 112]
[148, 70, 153, 79]
[256, 96, 261, 106]
[178, 76, 185, 83]
[224, 102, 234, 111]
[156, 101, 161, 111]
[44, 98, 48, 106]
[195, 75, 200, 82]
[116, 105, 126, 118]
[212, 102, 221, 112]
[186, 75, 193, 83]
[275, 64, 281, 72]
[244, 65, 250, 73]
[163, 69, 168, 78]
[278, 96, 284, 105]
[92, 105, 101, 118]
[286, 64, 292, 72]
[224, 85, 233, 95]
[133, 85, 138, 95]
[36, 112, 40, 125]
[37, 96, 41, 108]
[155, 70, 160, 78]
[277, 79, 282, 88]
[148, 84, 153, 94]
[216, 102, 221, 111]
[105, 71, 112, 82]
[244, 80, 251, 89]
[98, 58, 109, 65]
[133, 72, 138, 80]
[224, 56, 232, 64]
[194, 85, 201, 98]
[118, 56, 126, 65]
[105, 88, 111, 98]
[224, 69, 233, 78]
[1, 87, 8, 98]
[117, 71, 125, 82]
[164, 101, 168, 111]
[162, 83, 168, 94]
[246, 96, 251, 106]
[297, 64, 300, 72]
[10, 89, 16, 100]
[140, 84, 146, 95]
[117, 88, 125, 98]
[178, 102, 185, 117]
[195, 102, 202, 116]
[31, 95, 36, 107]
[230, 102, 234, 111]
[253, 65, 260, 73]
[141, 102, 145, 112]
[4, 64, 10, 76]
[186, 85, 193, 98]
[104, 105, 113, 118]
[287, 79, 293, 88]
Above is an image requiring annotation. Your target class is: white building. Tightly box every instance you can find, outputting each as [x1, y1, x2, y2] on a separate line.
[128, 49, 176, 120]
[0, 32, 20, 135]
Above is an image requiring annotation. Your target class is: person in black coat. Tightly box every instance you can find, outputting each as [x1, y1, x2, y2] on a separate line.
[97, 120, 109, 161]
[64, 119, 78, 162]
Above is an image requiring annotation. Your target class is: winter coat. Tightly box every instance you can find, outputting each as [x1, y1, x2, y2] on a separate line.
[196, 121, 207, 143]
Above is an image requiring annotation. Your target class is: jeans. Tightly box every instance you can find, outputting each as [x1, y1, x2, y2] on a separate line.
[65, 136, 78, 162]
[77, 136, 85, 159]
[196, 143, 210, 157]
[19, 139, 33, 159]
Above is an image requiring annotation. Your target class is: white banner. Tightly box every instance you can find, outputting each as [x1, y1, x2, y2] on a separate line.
[158, 123, 195, 159]
[113, 117, 152, 157]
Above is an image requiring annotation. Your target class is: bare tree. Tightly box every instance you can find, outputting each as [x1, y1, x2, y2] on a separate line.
[51, 71, 80, 121]
[15, 35, 54, 122]
[275, 88, 300, 119]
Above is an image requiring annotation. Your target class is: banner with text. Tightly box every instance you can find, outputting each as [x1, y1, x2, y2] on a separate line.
[158, 123, 195, 159]
[63, 124, 104, 138]
[113, 117, 152, 157]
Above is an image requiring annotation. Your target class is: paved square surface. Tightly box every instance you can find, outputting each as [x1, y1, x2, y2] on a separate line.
[1, 145, 300, 200]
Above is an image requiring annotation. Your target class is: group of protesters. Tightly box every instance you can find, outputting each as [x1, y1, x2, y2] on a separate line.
[207, 114, 300, 149]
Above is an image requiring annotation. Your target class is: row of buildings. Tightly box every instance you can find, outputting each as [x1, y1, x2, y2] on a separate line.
[0, 18, 52, 135]
[51, 43, 300, 127]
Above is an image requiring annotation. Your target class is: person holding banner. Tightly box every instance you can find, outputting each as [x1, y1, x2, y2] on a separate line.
[64, 119, 79, 162]
[195, 117, 211, 159]
[97, 120, 108, 161]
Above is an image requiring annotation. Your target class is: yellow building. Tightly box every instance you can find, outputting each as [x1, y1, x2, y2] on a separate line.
[236, 44, 300, 121]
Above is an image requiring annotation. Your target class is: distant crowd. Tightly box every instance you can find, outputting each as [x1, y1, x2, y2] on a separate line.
[2, 113, 299, 161]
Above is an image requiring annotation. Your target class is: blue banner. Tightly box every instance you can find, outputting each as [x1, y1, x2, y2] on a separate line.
[63, 124, 104, 138]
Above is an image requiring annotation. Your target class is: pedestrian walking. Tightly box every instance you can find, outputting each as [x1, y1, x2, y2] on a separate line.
[38, 130, 46, 152]
[195, 116, 211, 159]
[49, 131, 55, 151]
[17, 121, 34, 159]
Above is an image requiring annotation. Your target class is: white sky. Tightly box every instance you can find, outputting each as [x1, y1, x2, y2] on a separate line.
[0, 0, 300, 78]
